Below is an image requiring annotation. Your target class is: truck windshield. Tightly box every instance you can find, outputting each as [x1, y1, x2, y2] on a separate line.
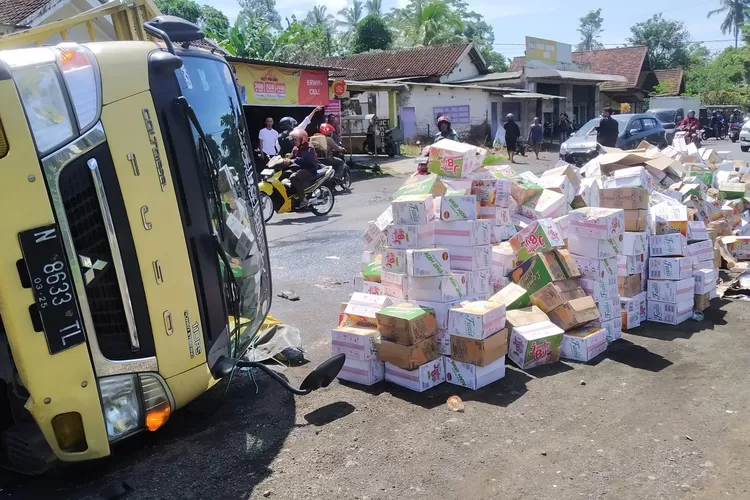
[649, 110, 677, 123]
[177, 54, 270, 358]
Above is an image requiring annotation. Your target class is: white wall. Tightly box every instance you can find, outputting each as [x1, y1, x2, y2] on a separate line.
[441, 52, 481, 83]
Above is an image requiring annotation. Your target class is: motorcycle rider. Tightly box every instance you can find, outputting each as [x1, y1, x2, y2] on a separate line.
[730, 108, 743, 124]
[280, 129, 319, 206]
[315, 123, 347, 183]
[711, 109, 725, 137]
[435, 115, 460, 142]
[678, 110, 701, 145]
[277, 106, 324, 156]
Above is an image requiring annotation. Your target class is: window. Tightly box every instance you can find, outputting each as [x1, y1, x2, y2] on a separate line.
[642, 118, 658, 130]
[629, 119, 644, 132]
[434, 105, 470, 124]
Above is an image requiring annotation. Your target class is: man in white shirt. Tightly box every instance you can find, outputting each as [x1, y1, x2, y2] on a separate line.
[258, 117, 279, 156]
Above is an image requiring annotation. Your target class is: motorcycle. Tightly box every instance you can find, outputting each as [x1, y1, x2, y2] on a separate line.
[258, 156, 336, 223]
[700, 123, 726, 141]
[516, 136, 528, 157]
[324, 151, 352, 192]
[729, 122, 741, 143]
[674, 128, 701, 149]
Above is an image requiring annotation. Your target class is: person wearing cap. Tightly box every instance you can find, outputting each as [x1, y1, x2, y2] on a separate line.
[596, 106, 619, 148]
[504, 113, 521, 163]
[435, 115, 460, 142]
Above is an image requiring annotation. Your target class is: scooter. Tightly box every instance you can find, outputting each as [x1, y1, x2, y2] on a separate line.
[258, 156, 336, 223]
[701, 123, 726, 141]
[729, 122, 741, 143]
[674, 128, 701, 149]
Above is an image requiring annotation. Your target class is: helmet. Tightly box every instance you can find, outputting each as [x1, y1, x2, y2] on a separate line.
[279, 116, 298, 131]
[437, 115, 451, 127]
[506, 113, 515, 121]
[319, 123, 336, 136]
[290, 128, 309, 143]
[688, 110, 696, 117]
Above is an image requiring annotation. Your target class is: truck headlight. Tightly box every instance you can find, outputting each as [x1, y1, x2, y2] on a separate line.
[559, 143, 568, 154]
[98, 374, 173, 442]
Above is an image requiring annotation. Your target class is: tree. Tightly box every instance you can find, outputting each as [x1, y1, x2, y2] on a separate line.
[627, 14, 691, 70]
[365, 0, 383, 16]
[419, 0, 464, 45]
[206, 14, 276, 59]
[337, 0, 365, 48]
[306, 5, 335, 30]
[154, 0, 202, 23]
[200, 5, 230, 39]
[353, 14, 393, 53]
[482, 51, 508, 72]
[577, 9, 604, 51]
[238, 0, 282, 30]
[707, 0, 750, 48]
[273, 19, 333, 62]
[686, 47, 750, 105]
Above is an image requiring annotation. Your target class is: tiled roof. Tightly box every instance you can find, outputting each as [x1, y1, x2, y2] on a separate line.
[652, 68, 684, 96]
[508, 46, 650, 90]
[320, 43, 477, 81]
[0, 0, 50, 25]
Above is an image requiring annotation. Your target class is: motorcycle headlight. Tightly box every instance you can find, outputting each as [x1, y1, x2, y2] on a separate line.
[98, 374, 173, 442]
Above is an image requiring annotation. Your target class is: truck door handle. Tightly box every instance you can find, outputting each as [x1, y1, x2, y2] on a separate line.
[140, 205, 152, 230]
[163, 310, 174, 336]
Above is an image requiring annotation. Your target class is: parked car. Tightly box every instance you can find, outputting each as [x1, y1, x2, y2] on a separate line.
[646, 108, 684, 144]
[559, 113, 668, 166]
[739, 119, 750, 152]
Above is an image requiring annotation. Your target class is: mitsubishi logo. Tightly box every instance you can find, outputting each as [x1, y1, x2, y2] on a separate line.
[79, 255, 108, 284]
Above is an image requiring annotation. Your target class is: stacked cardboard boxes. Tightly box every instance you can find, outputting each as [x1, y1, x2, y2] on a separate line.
[647, 233, 695, 324]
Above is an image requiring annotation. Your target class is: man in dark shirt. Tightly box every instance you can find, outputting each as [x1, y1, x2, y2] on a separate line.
[504, 114, 521, 163]
[281, 129, 319, 205]
[596, 107, 619, 148]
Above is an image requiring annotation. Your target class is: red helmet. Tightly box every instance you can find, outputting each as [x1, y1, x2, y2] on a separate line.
[437, 115, 451, 127]
[319, 123, 336, 136]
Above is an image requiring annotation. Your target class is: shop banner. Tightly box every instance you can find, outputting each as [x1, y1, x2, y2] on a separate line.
[231, 63, 328, 106]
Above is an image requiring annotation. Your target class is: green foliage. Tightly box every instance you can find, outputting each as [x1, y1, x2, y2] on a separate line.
[353, 15, 393, 53]
[627, 14, 691, 70]
[651, 79, 672, 96]
[365, 0, 383, 16]
[154, 0, 202, 23]
[200, 5, 230, 39]
[577, 9, 604, 51]
[238, 0, 282, 30]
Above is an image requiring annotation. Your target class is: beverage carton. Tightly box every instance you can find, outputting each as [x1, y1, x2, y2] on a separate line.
[635, 291, 647, 323]
[408, 274, 467, 302]
[509, 218, 566, 263]
[505, 305, 549, 330]
[362, 258, 382, 282]
[621, 232, 648, 256]
[392, 194, 434, 224]
[344, 293, 393, 326]
[510, 179, 544, 205]
[361, 281, 385, 295]
[510, 250, 581, 296]
[442, 179, 473, 195]
[439, 194, 479, 221]
[331, 325, 380, 361]
[409, 300, 462, 330]
[647, 278, 695, 304]
[648, 257, 693, 280]
[394, 174, 447, 198]
[444, 355, 506, 389]
[573, 177, 600, 208]
[362, 206, 393, 251]
[618, 254, 644, 276]
[693, 269, 717, 295]
[547, 296, 600, 331]
[561, 325, 608, 362]
[434, 220, 491, 246]
[379, 337, 439, 371]
[719, 182, 745, 200]
[381, 271, 408, 299]
[572, 255, 617, 280]
[692, 195, 722, 224]
[459, 269, 492, 300]
[428, 139, 486, 178]
[381, 248, 406, 274]
[480, 206, 515, 226]
[624, 209, 648, 231]
[687, 240, 714, 263]
[529, 279, 586, 313]
[491, 242, 517, 276]
[567, 233, 622, 260]
[650, 233, 688, 257]
[376, 303, 437, 345]
[508, 321, 564, 370]
[569, 207, 625, 240]
[579, 276, 619, 301]
[519, 189, 568, 220]
[651, 203, 688, 236]
[387, 223, 435, 249]
[445, 245, 491, 271]
[448, 301, 506, 340]
[647, 300, 694, 325]
[600, 187, 649, 210]
[489, 282, 530, 310]
[537, 175, 575, 204]
[435, 329, 451, 355]
[337, 358, 384, 386]
[618, 274, 642, 298]
[592, 316, 623, 343]
[603, 166, 654, 191]
[450, 329, 508, 367]
[620, 296, 641, 330]
[596, 296, 620, 322]
[694, 292, 711, 312]
[384, 357, 445, 391]
[491, 223, 517, 244]
[406, 248, 451, 277]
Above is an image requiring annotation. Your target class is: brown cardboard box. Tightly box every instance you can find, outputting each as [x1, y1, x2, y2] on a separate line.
[694, 292, 711, 312]
[505, 306, 549, 330]
[376, 304, 437, 345]
[600, 187, 649, 210]
[450, 329, 509, 367]
[529, 279, 587, 313]
[379, 337, 439, 370]
[618, 274, 642, 298]
[624, 210, 648, 231]
[547, 296, 601, 331]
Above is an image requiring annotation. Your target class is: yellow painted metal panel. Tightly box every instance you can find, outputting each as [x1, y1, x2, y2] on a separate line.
[87, 41, 155, 105]
[0, 80, 109, 461]
[166, 364, 218, 409]
[100, 91, 208, 379]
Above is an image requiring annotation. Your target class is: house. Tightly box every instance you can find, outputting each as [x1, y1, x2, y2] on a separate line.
[0, 0, 116, 43]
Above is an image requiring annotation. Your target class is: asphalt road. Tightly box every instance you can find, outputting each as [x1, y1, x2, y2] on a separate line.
[3, 140, 750, 499]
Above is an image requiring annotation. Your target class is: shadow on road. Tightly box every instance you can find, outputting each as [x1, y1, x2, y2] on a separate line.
[302, 401, 356, 426]
[627, 301, 729, 342]
[606, 338, 674, 373]
[268, 213, 341, 226]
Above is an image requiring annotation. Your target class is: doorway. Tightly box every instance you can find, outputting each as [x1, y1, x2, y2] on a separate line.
[401, 106, 417, 141]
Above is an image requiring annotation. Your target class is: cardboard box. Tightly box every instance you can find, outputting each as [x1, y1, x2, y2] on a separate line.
[461, 270, 492, 300]
[529, 279, 586, 313]
[624, 209, 648, 231]
[450, 329, 508, 367]
[480, 206, 515, 225]
[603, 166, 654, 191]
[491, 223, 516, 244]
[650, 233, 688, 257]
[362, 258, 382, 282]
[408, 275, 468, 302]
[721, 236, 750, 260]
[692, 195, 722, 224]
[491, 242, 517, 273]
[693, 269, 717, 295]
[505, 306, 549, 330]
[579, 276, 619, 301]
[508, 321, 564, 370]
[620, 296, 641, 330]
[561, 325, 608, 362]
[381, 271, 408, 299]
[651, 203, 688, 236]
[600, 187, 649, 210]
[434, 220, 491, 247]
[719, 182, 745, 200]
[406, 248, 451, 277]
[337, 359, 384, 386]
[448, 301, 506, 339]
[394, 174, 447, 198]
[596, 296, 621, 322]
[362, 207, 393, 251]
[384, 357, 445, 391]
[509, 218, 565, 263]
[427, 139, 486, 178]
[649, 257, 693, 280]
[572, 255, 617, 280]
[537, 175, 575, 204]
[439, 194, 479, 221]
[361, 281, 385, 296]
[519, 189, 568, 220]
[387, 223, 435, 249]
[489, 282, 530, 310]
[618, 274, 642, 298]
[573, 177, 600, 208]
[331, 326, 380, 361]
[635, 291, 647, 323]
[444, 355, 506, 389]
[435, 329, 451, 355]
[382, 248, 406, 274]
[542, 163, 582, 190]
[379, 337, 439, 371]
[568, 207, 625, 240]
[547, 296, 600, 331]
[647, 300, 693, 325]
[510, 179, 544, 205]
[392, 194, 434, 225]
[687, 240, 714, 263]
[470, 179, 496, 206]
[376, 304, 437, 345]
[618, 254, 644, 276]
[510, 250, 581, 296]
[409, 300, 461, 331]
[344, 293, 393, 326]
[694, 292, 711, 312]
[621, 232, 648, 256]
[445, 245, 491, 271]
[593, 316, 623, 343]
[647, 278, 695, 304]
[567, 233, 622, 259]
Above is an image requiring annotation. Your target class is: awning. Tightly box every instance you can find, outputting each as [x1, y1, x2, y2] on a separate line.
[526, 68, 628, 84]
[503, 92, 566, 100]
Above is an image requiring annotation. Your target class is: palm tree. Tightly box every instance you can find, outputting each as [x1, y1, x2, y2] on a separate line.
[306, 5, 335, 30]
[365, 0, 383, 16]
[337, 1, 364, 46]
[419, 0, 463, 45]
[707, 0, 750, 47]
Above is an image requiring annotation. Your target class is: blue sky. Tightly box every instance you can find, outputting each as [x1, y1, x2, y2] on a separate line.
[205, 0, 739, 59]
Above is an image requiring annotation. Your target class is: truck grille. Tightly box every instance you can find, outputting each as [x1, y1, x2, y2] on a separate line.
[58, 162, 133, 360]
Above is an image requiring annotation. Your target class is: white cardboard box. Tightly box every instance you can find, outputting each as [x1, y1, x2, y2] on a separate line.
[649, 233, 688, 257]
[567, 233, 622, 259]
[435, 329, 451, 355]
[445, 245, 491, 271]
[579, 276, 619, 301]
[507, 321, 565, 370]
[636, 292, 647, 323]
[409, 300, 462, 330]
[337, 359, 384, 386]
[392, 194, 434, 224]
[648, 257, 693, 281]
[381, 248, 407, 274]
[386, 223, 435, 249]
[344, 293, 393, 324]
[361, 281, 385, 296]
[687, 221, 709, 241]
[647, 299, 694, 325]
[618, 254, 644, 276]
[448, 300, 507, 340]
[406, 248, 451, 277]
[561, 326, 608, 362]
[597, 296, 620, 321]
[439, 194, 478, 221]
[444, 355, 506, 389]
[572, 255, 618, 280]
[647, 278, 695, 304]
[408, 275, 468, 302]
[331, 326, 380, 361]
[621, 231, 648, 256]
[620, 296, 641, 330]
[434, 220, 491, 246]
[568, 207, 625, 240]
[381, 271, 408, 299]
[603, 166, 654, 192]
[592, 316, 622, 343]
[459, 269, 492, 300]
[384, 358, 445, 392]
[693, 269, 717, 294]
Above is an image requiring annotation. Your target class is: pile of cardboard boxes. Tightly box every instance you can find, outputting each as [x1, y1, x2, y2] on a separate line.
[332, 138, 747, 393]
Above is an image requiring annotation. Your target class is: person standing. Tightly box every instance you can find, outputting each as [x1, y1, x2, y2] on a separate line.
[504, 113, 521, 164]
[528, 117, 543, 160]
[556, 113, 570, 145]
[596, 107, 619, 148]
[258, 117, 279, 157]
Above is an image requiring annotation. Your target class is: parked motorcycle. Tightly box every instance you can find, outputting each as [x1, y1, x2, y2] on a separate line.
[700, 124, 726, 141]
[258, 157, 336, 223]
[729, 122, 741, 143]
